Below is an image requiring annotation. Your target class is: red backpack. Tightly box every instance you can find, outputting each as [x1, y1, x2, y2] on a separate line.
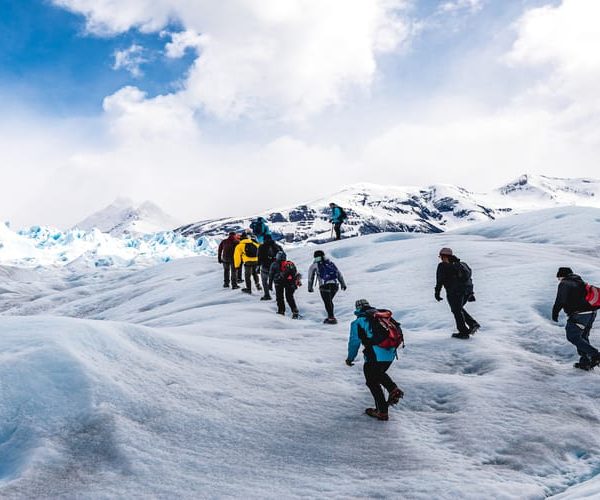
[366, 309, 404, 349]
[280, 260, 301, 287]
[585, 284, 600, 308]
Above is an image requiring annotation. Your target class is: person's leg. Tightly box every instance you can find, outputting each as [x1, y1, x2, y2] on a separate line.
[363, 362, 388, 413]
[244, 264, 252, 291]
[460, 295, 478, 328]
[230, 263, 238, 288]
[285, 285, 299, 313]
[566, 313, 599, 362]
[260, 270, 271, 298]
[448, 294, 469, 334]
[275, 284, 285, 313]
[377, 361, 396, 393]
[319, 285, 335, 318]
[222, 262, 230, 286]
[252, 265, 261, 289]
[334, 222, 342, 240]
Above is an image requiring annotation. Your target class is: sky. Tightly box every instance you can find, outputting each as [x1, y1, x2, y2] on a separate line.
[1, 0, 599, 228]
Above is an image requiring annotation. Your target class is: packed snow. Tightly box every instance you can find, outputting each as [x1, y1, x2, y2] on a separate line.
[1, 206, 600, 498]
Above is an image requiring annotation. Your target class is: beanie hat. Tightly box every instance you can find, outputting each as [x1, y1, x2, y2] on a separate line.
[240, 231, 247, 239]
[314, 250, 325, 259]
[439, 247, 453, 257]
[556, 267, 573, 278]
[355, 299, 370, 309]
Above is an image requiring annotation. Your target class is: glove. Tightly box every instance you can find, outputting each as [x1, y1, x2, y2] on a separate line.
[218, 259, 222, 264]
[552, 315, 558, 323]
[341, 285, 347, 291]
[345, 359, 354, 366]
[467, 293, 476, 302]
[435, 293, 443, 302]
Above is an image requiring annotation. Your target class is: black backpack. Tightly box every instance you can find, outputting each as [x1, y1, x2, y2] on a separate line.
[454, 261, 472, 284]
[339, 207, 348, 221]
[245, 242, 258, 258]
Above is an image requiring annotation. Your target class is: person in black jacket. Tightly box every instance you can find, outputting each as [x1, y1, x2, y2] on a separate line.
[435, 247, 479, 339]
[552, 267, 600, 370]
[257, 234, 282, 301]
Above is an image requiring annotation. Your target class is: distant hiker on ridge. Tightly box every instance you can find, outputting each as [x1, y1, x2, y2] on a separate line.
[249, 217, 271, 244]
[257, 234, 282, 301]
[234, 232, 261, 294]
[552, 267, 600, 371]
[346, 299, 404, 421]
[329, 203, 347, 241]
[435, 247, 480, 339]
[218, 232, 239, 289]
[307, 250, 346, 324]
[268, 250, 301, 319]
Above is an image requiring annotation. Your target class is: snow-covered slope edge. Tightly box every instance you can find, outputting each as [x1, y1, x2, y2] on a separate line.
[2, 207, 600, 497]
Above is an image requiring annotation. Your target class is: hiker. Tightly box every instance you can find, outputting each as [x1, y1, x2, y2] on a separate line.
[307, 250, 347, 324]
[552, 267, 600, 370]
[217, 232, 239, 289]
[249, 217, 271, 244]
[234, 232, 243, 283]
[268, 250, 300, 319]
[233, 232, 262, 294]
[346, 299, 404, 421]
[435, 247, 480, 339]
[329, 203, 347, 241]
[257, 234, 282, 301]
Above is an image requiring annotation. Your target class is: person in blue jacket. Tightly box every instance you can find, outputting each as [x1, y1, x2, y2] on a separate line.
[249, 217, 271, 244]
[346, 299, 403, 421]
[329, 203, 346, 241]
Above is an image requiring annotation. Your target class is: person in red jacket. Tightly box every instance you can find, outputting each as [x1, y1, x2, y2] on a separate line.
[218, 232, 239, 289]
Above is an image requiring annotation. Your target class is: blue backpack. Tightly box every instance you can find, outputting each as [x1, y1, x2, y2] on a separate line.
[318, 260, 338, 282]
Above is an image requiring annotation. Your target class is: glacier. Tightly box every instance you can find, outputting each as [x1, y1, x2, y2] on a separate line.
[1, 206, 600, 498]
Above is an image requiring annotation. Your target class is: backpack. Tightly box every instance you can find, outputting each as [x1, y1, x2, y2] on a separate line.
[338, 207, 347, 222]
[245, 242, 258, 258]
[318, 260, 338, 282]
[585, 284, 600, 308]
[280, 260, 299, 285]
[454, 261, 472, 283]
[365, 309, 404, 349]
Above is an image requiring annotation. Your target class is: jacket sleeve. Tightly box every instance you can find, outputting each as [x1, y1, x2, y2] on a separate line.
[347, 320, 362, 361]
[234, 243, 243, 268]
[268, 261, 277, 287]
[552, 283, 567, 321]
[307, 263, 317, 292]
[218, 241, 224, 262]
[337, 267, 346, 288]
[435, 263, 444, 295]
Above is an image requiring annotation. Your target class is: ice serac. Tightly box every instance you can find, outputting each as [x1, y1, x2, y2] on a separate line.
[176, 174, 600, 243]
[75, 198, 181, 236]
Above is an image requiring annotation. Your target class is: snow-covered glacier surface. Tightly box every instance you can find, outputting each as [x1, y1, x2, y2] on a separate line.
[1, 207, 600, 498]
[0, 223, 215, 268]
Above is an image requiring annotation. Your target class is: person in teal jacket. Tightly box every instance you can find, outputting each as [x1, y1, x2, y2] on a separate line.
[346, 299, 403, 420]
[329, 203, 346, 240]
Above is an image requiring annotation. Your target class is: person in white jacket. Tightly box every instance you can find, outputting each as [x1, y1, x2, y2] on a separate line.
[307, 250, 346, 324]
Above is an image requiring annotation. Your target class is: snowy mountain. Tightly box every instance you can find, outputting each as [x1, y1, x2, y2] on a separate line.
[176, 174, 600, 243]
[75, 197, 180, 236]
[2, 206, 600, 497]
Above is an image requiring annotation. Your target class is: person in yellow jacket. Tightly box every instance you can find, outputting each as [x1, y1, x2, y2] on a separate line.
[234, 232, 262, 294]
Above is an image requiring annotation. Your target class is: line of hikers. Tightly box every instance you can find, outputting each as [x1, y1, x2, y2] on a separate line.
[219, 228, 600, 420]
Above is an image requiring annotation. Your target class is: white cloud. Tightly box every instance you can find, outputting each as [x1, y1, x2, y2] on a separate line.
[438, 0, 483, 14]
[113, 44, 148, 77]
[163, 30, 204, 59]
[54, 0, 414, 121]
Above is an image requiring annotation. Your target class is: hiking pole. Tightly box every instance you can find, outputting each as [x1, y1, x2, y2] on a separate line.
[330, 223, 334, 240]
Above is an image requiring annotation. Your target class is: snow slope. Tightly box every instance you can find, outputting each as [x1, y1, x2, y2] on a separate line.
[2, 206, 600, 498]
[177, 174, 600, 243]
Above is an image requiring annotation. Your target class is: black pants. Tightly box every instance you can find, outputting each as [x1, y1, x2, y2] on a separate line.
[222, 261, 236, 286]
[244, 263, 260, 291]
[320, 283, 339, 318]
[333, 222, 342, 240]
[364, 362, 397, 413]
[275, 283, 298, 314]
[260, 269, 271, 298]
[448, 292, 477, 334]
[566, 311, 598, 365]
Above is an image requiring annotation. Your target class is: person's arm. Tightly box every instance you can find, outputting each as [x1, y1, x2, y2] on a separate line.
[218, 241, 224, 263]
[268, 262, 276, 289]
[552, 282, 567, 321]
[234, 244, 243, 269]
[307, 263, 317, 292]
[347, 320, 362, 363]
[435, 263, 444, 300]
[337, 266, 346, 290]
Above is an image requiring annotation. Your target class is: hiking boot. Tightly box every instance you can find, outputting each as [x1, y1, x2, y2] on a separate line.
[256, 283, 262, 291]
[388, 387, 404, 406]
[468, 323, 480, 335]
[452, 332, 470, 339]
[276, 310, 285, 316]
[590, 353, 600, 368]
[365, 408, 389, 421]
[241, 288, 252, 294]
[231, 284, 240, 289]
[260, 295, 272, 301]
[574, 362, 593, 371]
[323, 317, 338, 324]
[223, 283, 229, 288]
[292, 312, 300, 320]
